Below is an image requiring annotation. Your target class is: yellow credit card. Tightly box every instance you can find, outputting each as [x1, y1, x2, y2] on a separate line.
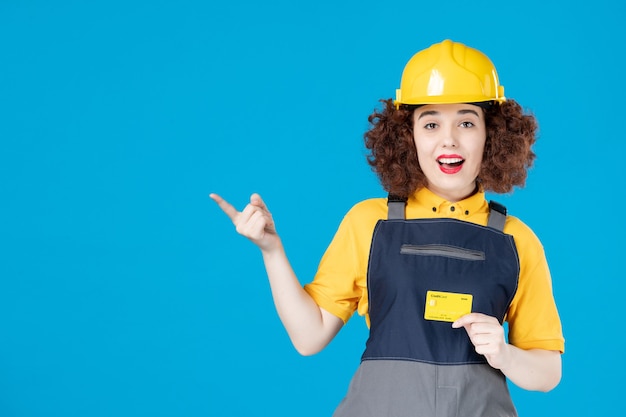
[424, 290, 473, 322]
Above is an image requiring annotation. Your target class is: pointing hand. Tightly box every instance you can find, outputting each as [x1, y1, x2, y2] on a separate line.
[210, 193, 280, 252]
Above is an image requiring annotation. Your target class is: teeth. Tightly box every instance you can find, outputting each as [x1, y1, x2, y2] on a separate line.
[438, 158, 463, 164]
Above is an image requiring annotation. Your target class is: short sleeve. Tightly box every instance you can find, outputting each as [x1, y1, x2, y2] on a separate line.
[505, 218, 565, 353]
[304, 200, 384, 324]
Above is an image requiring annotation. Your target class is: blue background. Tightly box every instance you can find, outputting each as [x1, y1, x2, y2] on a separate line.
[1, 1, 623, 416]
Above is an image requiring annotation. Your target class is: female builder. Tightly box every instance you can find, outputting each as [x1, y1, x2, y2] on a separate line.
[210, 40, 564, 416]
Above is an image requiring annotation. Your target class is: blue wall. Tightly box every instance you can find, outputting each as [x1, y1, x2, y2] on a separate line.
[1, 1, 623, 416]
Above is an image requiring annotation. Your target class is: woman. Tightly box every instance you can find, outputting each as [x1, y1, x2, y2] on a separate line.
[211, 39, 564, 416]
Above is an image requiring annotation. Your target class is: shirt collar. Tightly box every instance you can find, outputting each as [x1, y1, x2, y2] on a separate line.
[409, 186, 488, 217]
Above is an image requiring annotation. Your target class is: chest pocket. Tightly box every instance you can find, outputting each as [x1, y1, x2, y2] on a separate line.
[400, 243, 486, 261]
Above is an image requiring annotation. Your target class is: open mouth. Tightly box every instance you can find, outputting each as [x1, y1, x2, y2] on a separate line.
[437, 156, 464, 174]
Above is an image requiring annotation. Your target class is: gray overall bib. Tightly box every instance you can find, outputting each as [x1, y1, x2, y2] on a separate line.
[333, 196, 520, 417]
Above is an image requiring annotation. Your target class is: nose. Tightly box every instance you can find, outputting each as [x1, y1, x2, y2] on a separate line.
[441, 125, 459, 148]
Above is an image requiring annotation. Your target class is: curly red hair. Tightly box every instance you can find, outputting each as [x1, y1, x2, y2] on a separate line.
[364, 99, 538, 198]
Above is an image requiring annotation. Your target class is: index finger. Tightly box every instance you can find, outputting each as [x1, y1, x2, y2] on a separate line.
[209, 193, 240, 221]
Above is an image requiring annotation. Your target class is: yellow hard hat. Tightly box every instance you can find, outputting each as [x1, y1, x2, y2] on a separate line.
[395, 39, 506, 107]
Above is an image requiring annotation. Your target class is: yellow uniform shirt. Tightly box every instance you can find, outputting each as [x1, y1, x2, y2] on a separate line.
[304, 187, 565, 353]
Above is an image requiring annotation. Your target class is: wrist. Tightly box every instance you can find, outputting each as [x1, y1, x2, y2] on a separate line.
[497, 343, 517, 373]
[259, 237, 284, 257]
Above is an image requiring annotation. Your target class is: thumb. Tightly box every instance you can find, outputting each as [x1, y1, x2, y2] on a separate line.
[250, 193, 268, 210]
[250, 193, 277, 233]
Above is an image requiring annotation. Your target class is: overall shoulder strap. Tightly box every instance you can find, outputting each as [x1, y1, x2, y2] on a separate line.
[487, 200, 507, 231]
[387, 194, 407, 220]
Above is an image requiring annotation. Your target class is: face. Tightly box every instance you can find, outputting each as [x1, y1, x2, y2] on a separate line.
[412, 103, 486, 202]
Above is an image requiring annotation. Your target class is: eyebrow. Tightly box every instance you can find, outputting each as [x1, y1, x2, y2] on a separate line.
[416, 109, 481, 120]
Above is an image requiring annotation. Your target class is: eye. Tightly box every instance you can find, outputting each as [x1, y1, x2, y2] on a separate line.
[460, 121, 475, 128]
[424, 122, 438, 130]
